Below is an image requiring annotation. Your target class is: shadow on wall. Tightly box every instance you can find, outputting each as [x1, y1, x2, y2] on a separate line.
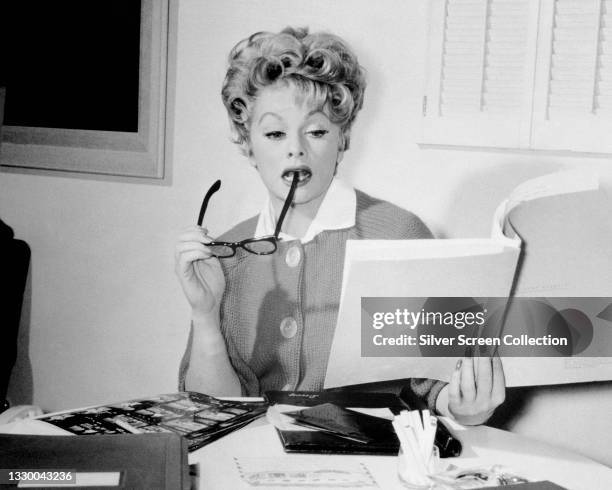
[487, 381, 612, 467]
[5, 235, 34, 407]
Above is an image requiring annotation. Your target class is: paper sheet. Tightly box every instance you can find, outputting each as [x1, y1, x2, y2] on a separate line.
[499, 173, 612, 385]
[324, 238, 520, 388]
[234, 457, 378, 489]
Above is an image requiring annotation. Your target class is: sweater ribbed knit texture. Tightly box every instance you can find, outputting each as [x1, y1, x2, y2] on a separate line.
[179, 190, 445, 410]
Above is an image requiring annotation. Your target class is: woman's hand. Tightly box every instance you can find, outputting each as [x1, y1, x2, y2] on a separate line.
[444, 356, 506, 426]
[175, 226, 225, 320]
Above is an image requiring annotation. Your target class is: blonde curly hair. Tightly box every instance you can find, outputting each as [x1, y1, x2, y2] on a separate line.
[221, 27, 366, 155]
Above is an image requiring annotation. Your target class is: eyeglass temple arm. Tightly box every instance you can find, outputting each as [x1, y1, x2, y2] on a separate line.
[197, 179, 222, 226]
[274, 172, 299, 238]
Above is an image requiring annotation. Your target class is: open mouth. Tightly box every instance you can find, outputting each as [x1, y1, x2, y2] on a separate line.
[282, 168, 312, 186]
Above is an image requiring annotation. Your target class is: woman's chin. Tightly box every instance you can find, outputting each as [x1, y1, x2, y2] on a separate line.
[292, 188, 328, 208]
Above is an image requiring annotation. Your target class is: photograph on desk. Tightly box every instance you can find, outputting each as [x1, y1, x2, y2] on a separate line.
[36, 392, 266, 451]
[2, 0, 612, 488]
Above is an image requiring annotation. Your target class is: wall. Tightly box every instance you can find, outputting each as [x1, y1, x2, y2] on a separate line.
[1, 0, 611, 466]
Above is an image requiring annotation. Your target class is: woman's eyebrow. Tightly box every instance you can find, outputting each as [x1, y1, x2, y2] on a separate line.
[305, 108, 329, 121]
[258, 112, 283, 124]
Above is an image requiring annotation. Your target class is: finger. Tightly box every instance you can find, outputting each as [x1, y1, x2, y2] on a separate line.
[175, 241, 211, 254]
[176, 250, 209, 274]
[475, 356, 493, 404]
[448, 359, 462, 405]
[178, 232, 215, 244]
[179, 225, 208, 235]
[177, 227, 213, 243]
[491, 356, 506, 406]
[175, 242, 215, 261]
[460, 357, 476, 402]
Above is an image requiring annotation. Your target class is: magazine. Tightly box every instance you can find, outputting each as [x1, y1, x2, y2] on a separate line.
[37, 392, 267, 452]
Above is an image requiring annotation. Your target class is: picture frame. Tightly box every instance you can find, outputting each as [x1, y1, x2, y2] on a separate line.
[0, 0, 170, 180]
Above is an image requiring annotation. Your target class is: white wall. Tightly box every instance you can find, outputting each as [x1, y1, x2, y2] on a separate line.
[2, 0, 611, 465]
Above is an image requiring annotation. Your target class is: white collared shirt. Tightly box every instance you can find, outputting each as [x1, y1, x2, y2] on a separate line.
[254, 178, 357, 244]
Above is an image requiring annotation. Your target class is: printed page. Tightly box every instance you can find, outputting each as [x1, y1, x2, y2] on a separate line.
[501, 169, 599, 223]
[500, 173, 612, 385]
[325, 239, 520, 388]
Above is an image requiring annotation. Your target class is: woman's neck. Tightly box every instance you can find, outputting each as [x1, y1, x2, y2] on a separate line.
[270, 191, 326, 239]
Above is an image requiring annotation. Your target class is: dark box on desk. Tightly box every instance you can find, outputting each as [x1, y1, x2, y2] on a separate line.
[265, 390, 461, 458]
[0, 433, 189, 490]
[265, 391, 404, 455]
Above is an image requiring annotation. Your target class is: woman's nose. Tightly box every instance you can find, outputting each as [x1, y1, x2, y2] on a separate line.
[287, 134, 305, 158]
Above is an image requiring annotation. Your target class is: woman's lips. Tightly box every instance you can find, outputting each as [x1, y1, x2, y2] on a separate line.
[282, 168, 312, 187]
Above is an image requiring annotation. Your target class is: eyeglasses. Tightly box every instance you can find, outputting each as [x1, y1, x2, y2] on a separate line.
[197, 172, 299, 258]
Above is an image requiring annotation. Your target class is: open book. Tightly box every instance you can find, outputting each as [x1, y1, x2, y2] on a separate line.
[324, 170, 612, 388]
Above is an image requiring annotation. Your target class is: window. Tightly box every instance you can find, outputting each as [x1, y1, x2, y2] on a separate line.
[422, 0, 612, 153]
[0, 0, 170, 179]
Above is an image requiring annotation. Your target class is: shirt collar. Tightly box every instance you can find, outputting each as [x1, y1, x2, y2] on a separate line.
[254, 178, 356, 244]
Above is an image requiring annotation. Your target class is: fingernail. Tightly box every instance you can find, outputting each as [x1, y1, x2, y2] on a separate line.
[456, 360, 462, 370]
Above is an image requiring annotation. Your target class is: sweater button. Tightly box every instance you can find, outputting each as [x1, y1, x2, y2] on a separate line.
[280, 317, 298, 339]
[285, 245, 301, 267]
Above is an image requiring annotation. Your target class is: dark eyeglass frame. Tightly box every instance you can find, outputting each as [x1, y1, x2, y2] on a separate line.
[197, 173, 299, 258]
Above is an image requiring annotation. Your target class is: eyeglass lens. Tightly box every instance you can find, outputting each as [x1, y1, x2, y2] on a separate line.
[207, 244, 235, 258]
[242, 239, 277, 254]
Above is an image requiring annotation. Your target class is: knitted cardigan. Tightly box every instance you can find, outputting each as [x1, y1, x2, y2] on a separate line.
[179, 190, 446, 410]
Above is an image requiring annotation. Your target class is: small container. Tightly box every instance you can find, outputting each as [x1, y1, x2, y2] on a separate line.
[397, 446, 439, 489]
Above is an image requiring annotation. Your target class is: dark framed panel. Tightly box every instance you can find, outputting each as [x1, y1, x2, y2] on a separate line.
[0, 0, 169, 179]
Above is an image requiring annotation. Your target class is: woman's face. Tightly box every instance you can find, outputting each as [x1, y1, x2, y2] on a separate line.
[248, 82, 344, 207]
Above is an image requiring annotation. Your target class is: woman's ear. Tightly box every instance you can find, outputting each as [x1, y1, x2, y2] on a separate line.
[334, 150, 344, 176]
[244, 142, 257, 168]
[337, 150, 345, 165]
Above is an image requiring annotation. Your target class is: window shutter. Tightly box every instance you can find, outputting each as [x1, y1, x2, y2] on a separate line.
[532, 0, 612, 152]
[422, 0, 539, 148]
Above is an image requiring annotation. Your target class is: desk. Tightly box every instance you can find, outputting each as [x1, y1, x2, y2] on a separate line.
[190, 418, 612, 490]
[2, 408, 611, 489]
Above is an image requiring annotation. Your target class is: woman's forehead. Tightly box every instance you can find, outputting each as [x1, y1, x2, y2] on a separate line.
[253, 81, 327, 120]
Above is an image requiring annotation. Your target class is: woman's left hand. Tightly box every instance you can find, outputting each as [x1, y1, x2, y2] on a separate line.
[445, 356, 506, 425]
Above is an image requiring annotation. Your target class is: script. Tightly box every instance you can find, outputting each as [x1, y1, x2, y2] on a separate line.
[324, 170, 612, 388]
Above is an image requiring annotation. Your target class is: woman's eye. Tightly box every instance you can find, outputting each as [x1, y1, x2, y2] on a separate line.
[264, 131, 285, 140]
[309, 129, 329, 138]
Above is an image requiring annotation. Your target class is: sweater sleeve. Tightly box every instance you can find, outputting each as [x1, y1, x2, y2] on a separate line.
[177, 321, 260, 396]
[177, 324, 192, 391]
[353, 190, 434, 240]
[406, 378, 447, 413]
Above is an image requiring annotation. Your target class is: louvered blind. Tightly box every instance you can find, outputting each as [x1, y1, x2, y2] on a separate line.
[483, 0, 531, 113]
[595, 0, 612, 114]
[423, 0, 537, 147]
[547, 0, 600, 116]
[425, 0, 612, 152]
[440, 0, 531, 115]
[532, 0, 612, 152]
[439, 0, 487, 114]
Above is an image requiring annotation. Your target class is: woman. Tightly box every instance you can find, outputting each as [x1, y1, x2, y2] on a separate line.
[175, 27, 504, 425]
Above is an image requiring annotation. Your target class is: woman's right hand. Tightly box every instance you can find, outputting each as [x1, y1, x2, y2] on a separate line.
[175, 226, 226, 319]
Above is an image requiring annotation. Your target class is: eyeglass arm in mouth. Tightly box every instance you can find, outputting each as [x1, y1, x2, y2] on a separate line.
[274, 171, 300, 238]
